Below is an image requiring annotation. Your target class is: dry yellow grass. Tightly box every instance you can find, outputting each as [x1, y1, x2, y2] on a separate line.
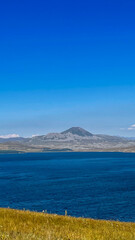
[0, 208, 135, 240]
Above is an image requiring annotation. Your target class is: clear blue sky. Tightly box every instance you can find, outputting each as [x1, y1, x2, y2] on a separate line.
[0, 0, 135, 137]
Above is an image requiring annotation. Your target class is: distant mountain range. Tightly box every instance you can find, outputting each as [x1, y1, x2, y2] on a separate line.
[0, 127, 135, 153]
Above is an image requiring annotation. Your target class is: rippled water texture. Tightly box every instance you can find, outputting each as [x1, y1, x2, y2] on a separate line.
[0, 152, 135, 222]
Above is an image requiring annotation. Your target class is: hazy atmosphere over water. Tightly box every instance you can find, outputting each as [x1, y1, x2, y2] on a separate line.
[0, 0, 135, 137]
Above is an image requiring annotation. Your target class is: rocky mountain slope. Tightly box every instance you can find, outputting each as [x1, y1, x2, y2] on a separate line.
[1, 127, 135, 153]
[27, 127, 135, 151]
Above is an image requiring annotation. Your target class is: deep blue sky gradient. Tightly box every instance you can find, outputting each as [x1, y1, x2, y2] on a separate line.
[0, 0, 135, 136]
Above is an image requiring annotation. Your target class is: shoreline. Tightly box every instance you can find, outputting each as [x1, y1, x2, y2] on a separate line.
[1, 150, 135, 154]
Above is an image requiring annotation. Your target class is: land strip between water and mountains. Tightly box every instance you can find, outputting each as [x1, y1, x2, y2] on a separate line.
[1, 127, 135, 153]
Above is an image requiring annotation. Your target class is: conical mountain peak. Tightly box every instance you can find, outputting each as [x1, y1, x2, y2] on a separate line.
[61, 127, 93, 137]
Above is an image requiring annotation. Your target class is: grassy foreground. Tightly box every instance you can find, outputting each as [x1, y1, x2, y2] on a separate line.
[0, 208, 135, 240]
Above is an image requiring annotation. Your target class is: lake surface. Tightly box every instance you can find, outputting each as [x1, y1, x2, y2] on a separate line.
[0, 152, 135, 222]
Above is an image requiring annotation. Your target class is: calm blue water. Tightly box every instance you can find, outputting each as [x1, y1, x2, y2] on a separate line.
[0, 152, 135, 222]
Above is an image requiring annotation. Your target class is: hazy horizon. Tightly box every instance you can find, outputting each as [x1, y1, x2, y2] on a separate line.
[0, 126, 134, 139]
